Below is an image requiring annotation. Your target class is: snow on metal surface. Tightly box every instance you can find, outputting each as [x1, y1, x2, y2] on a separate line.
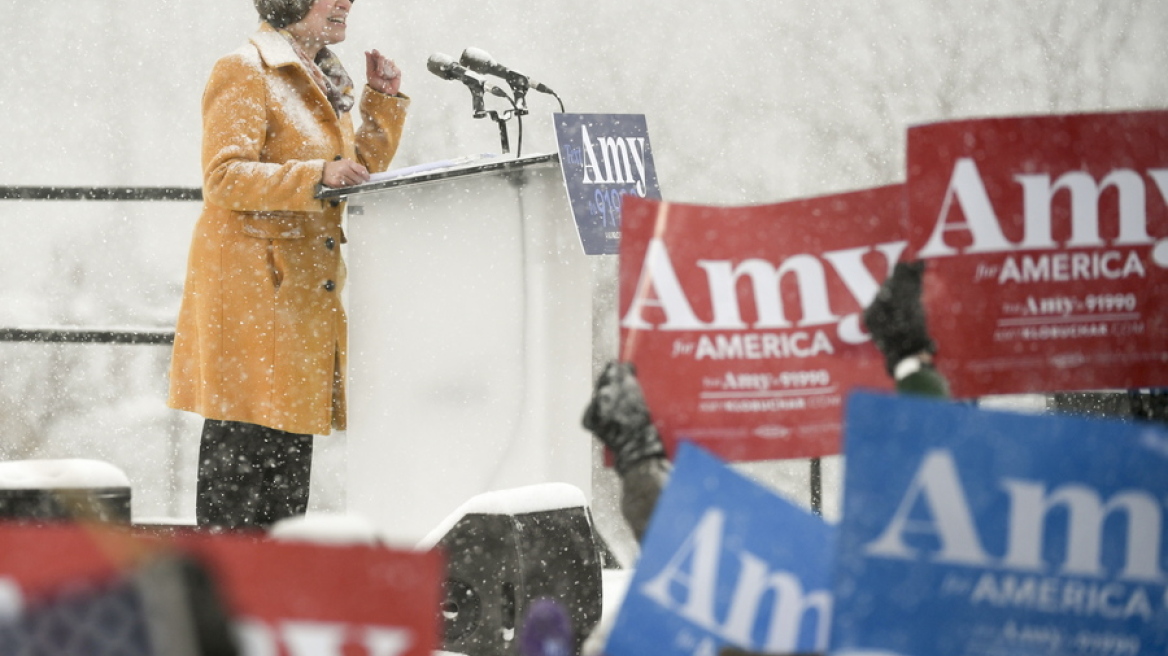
[417, 483, 588, 549]
[0, 459, 129, 490]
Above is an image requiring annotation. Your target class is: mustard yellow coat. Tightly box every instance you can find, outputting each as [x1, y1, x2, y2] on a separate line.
[168, 25, 408, 435]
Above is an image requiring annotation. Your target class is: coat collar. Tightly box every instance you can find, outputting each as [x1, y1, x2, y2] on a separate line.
[247, 22, 355, 115]
[250, 22, 302, 70]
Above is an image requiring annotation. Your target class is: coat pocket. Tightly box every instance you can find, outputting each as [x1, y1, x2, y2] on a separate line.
[239, 211, 307, 240]
[239, 212, 305, 292]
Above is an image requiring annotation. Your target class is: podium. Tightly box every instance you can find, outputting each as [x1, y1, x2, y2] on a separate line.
[323, 154, 598, 545]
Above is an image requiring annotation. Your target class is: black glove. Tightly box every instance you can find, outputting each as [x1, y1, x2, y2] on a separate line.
[862, 260, 936, 375]
[1129, 389, 1168, 424]
[581, 360, 667, 475]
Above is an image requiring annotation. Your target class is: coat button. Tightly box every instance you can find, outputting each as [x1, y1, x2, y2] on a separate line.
[325, 236, 336, 250]
[323, 280, 336, 292]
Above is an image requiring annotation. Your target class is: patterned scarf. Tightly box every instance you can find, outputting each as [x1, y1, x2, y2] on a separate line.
[280, 29, 355, 115]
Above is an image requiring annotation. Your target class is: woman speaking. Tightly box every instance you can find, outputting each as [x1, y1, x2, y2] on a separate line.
[168, 0, 408, 529]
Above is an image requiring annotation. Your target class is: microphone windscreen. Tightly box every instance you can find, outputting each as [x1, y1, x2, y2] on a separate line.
[460, 47, 493, 74]
[426, 53, 458, 79]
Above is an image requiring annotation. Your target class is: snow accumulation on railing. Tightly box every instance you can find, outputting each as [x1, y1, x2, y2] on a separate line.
[0, 186, 202, 201]
[0, 186, 195, 344]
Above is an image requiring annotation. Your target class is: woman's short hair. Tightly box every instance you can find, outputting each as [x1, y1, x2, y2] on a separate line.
[254, 0, 317, 29]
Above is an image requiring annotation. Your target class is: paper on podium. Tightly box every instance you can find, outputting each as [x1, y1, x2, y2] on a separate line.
[368, 154, 499, 183]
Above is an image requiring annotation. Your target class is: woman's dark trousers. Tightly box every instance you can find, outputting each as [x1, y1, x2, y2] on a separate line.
[196, 419, 313, 530]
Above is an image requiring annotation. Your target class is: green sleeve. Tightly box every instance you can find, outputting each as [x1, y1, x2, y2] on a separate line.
[896, 364, 951, 398]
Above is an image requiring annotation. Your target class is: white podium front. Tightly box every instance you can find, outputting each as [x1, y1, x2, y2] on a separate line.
[325, 154, 595, 545]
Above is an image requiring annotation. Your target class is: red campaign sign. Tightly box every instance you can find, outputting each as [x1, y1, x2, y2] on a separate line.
[905, 110, 1168, 398]
[619, 189, 902, 462]
[0, 525, 443, 656]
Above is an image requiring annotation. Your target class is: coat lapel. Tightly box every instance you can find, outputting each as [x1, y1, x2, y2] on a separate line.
[250, 25, 301, 70]
[249, 25, 339, 121]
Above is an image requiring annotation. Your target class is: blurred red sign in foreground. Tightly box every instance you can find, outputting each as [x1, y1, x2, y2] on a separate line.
[0, 524, 442, 656]
[618, 188, 902, 462]
[905, 110, 1168, 397]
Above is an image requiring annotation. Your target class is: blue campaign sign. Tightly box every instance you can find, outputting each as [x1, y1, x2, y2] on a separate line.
[833, 392, 1168, 656]
[552, 113, 661, 255]
[606, 443, 835, 656]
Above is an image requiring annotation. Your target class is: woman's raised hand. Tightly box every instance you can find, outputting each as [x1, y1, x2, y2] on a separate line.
[366, 49, 402, 96]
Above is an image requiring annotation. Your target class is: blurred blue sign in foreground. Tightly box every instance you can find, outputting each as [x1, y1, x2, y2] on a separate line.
[552, 113, 661, 255]
[833, 391, 1168, 656]
[606, 442, 834, 656]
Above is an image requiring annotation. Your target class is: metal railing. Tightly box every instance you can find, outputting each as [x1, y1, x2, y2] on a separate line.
[0, 186, 201, 202]
[0, 185, 200, 345]
[0, 328, 175, 345]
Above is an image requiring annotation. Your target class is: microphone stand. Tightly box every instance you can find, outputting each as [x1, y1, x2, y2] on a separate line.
[455, 77, 511, 155]
[480, 85, 525, 157]
[458, 77, 487, 119]
[491, 89, 524, 157]
[486, 110, 511, 155]
[503, 74, 531, 115]
[499, 70, 565, 114]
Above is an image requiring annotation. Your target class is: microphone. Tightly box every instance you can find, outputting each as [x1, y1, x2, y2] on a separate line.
[427, 53, 512, 100]
[460, 47, 556, 95]
[427, 52, 479, 84]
